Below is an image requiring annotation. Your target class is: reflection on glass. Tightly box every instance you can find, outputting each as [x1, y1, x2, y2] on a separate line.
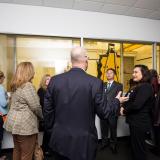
[84, 39, 121, 82]
[0, 34, 155, 94]
[16, 36, 80, 89]
[123, 43, 152, 92]
[157, 45, 160, 74]
[0, 34, 15, 91]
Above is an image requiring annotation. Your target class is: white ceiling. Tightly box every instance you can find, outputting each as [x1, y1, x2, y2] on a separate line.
[1, 0, 160, 20]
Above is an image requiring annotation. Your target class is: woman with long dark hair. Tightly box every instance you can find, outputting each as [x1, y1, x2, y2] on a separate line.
[120, 65, 154, 160]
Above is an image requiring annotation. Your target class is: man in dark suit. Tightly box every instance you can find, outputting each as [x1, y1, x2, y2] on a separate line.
[100, 68, 123, 154]
[44, 47, 127, 160]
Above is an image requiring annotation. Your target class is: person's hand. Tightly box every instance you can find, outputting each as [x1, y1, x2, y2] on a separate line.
[115, 91, 122, 99]
[115, 91, 129, 103]
[119, 96, 129, 103]
[120, 107, 125, 116]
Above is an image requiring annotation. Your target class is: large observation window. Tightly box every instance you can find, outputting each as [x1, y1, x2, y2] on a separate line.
[0, 34, 80, 90]
[123, 43, 152, 92]
[84, 39, 121, 82]
[157, 44, 160, 74]
[0, 34, 15, 90]
[0, 34, 156, 93]
[16, 36, 80, 89]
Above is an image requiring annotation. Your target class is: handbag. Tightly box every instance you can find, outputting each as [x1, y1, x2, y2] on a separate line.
[0, 113, 7, 123]
[34, 138, 44, 160]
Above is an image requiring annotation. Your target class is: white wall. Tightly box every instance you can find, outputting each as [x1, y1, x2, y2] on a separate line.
[0, 3, 160, 42]
[0, 3, 156, 142]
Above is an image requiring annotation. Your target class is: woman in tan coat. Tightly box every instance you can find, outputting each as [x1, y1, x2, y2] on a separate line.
[4, 62, 42, 160]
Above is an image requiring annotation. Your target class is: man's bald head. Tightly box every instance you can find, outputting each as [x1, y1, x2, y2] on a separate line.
[71, 47, 88, 71]
[71, 47, 87, 63]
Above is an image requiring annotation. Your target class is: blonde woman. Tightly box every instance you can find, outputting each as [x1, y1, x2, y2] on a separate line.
[37, 74, 51, 155]
[37, 74, 51, 112]
[4, 62, 42, 160]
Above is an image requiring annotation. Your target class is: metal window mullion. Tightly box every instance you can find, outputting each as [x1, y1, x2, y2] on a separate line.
[152, 42, 157, 69]
[80, 37, 84, 47]
[120, 43, 124, 85]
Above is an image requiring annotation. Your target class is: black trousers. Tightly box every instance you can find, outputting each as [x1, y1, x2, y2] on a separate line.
[154, 126, 160, 150]
[42, 131, 51, 153]
[129, 125, 147, 160]
[100, 116, 118, 146]
[54, 152, 70, 160]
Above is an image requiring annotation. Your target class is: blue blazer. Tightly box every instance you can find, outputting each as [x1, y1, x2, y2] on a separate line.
[0, 84, 8, 115]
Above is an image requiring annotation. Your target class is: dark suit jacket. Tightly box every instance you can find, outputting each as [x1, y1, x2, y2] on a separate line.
[37, 87, 46, 110]
[153, 88, 160, 126]
[123, 83, 154, 131]
[104, 81, 123, 99]
[104, 81, 123, 109]
[44, 68, 120, 160]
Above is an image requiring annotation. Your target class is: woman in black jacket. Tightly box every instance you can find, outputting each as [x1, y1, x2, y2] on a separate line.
[121, 65, 154, 160]
[37, 74, 51, 155]
[151, 73, 160, 156]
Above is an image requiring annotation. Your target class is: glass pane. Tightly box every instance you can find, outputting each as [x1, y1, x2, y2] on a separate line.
[123, 43, 152, 92]
[84, 39, 121, 82]
[0, 34, 15, 91]
[157, 44, 160, 74]
[16, 36, 80, 89]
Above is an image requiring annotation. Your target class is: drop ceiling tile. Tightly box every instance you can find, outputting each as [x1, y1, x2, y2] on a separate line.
[104, 0, 137, 7]
[75, 0, 105, 2]
[12, 0, 42, 5]
[0, 0, 13, 2]
[73, 0, 103, 12]
[126, 7, 154, 18]
[134, 0, 160, 10]
[101, 3, 130, 14]
[44, 0, 74, 9]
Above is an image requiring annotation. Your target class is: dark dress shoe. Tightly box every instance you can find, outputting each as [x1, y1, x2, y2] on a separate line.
[99, 143, 108, 150]
[99, 140, 110, 150]
[110, 145, 118, 154]
[150, 148, 160, 157]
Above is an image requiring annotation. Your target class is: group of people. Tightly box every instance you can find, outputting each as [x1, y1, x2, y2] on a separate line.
[100, 65, 160, 160]
[0, 66, 53, 160]
[0, 46, 159, 160]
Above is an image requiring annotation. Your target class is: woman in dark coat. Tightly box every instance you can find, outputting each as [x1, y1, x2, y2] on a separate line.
[120, 65, 154, 160]
[151, 73, 160, 156]
[145, 69, 159, 146]
[37, 74, 51, 155]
